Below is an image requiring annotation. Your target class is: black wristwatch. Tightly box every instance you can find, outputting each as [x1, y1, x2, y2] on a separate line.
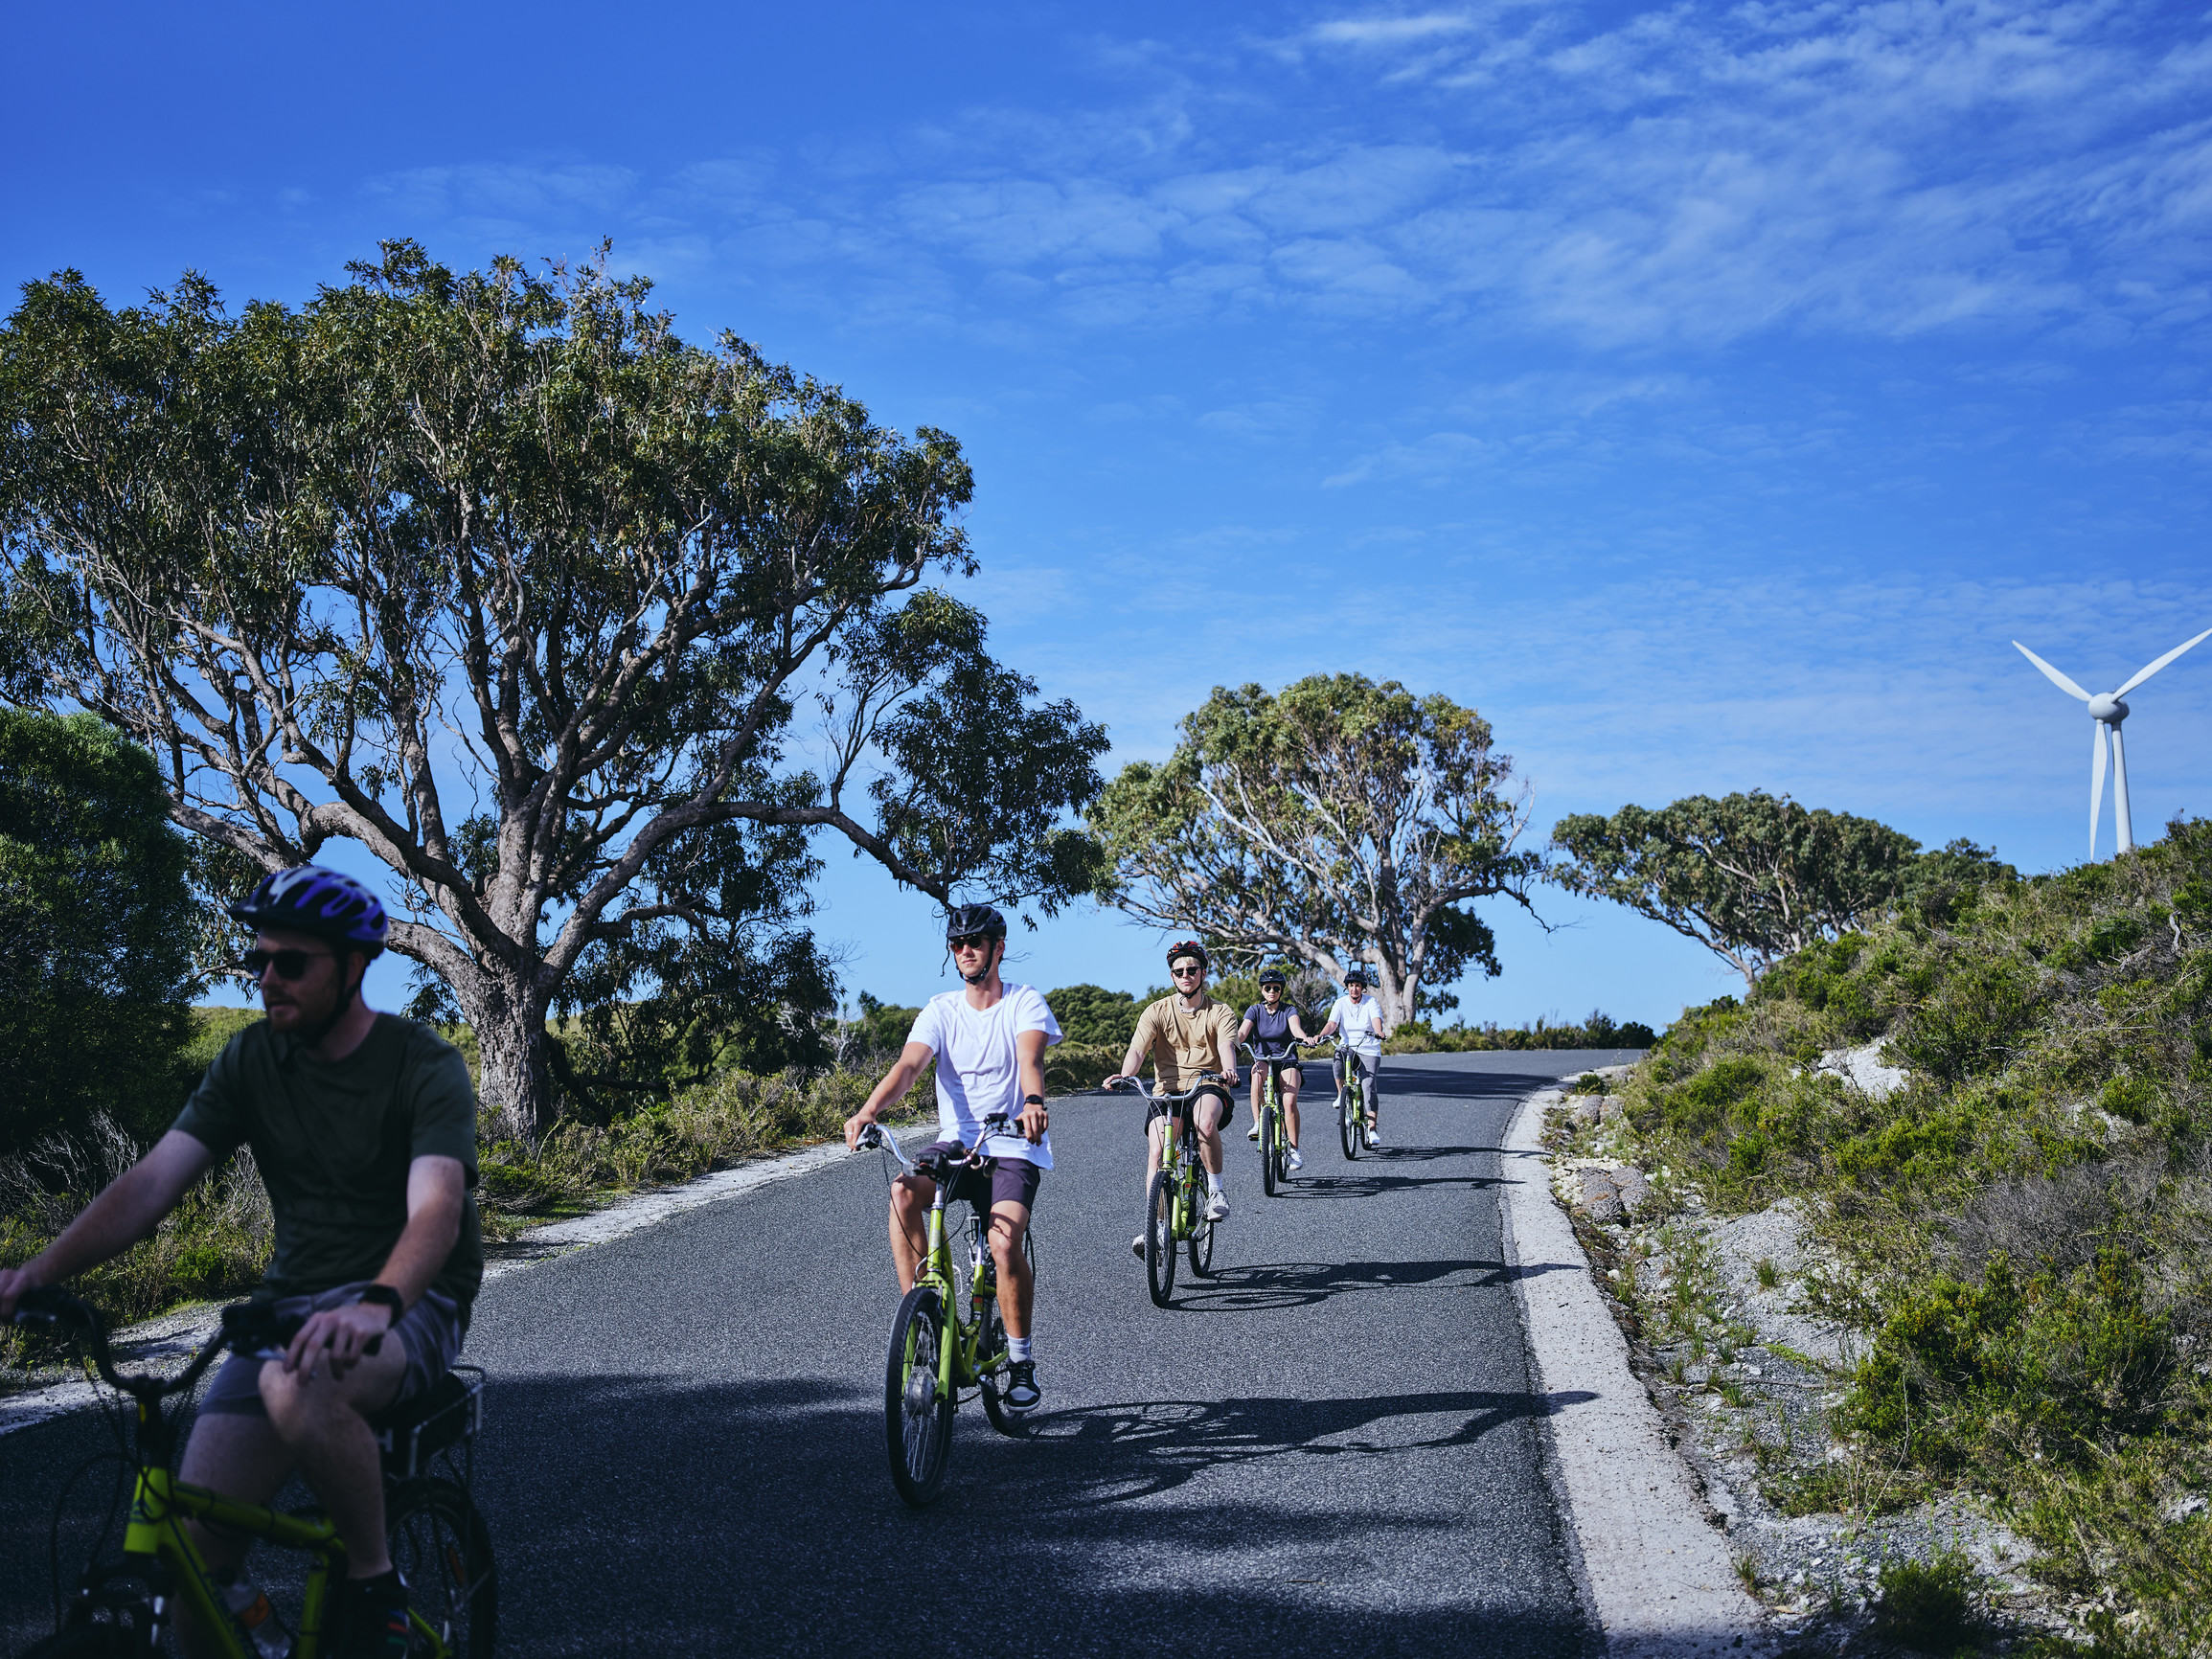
[1023, 1095, 1046, 1108]
[358, 1284, 403, 1326]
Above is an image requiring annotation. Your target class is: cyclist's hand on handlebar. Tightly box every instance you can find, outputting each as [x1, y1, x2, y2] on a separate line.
[285, 1300, 393, 1384]
[0, 1263, 38, 1321]
[843, 1109, 878, 1151]
[1016, 1097, 1048, 1145]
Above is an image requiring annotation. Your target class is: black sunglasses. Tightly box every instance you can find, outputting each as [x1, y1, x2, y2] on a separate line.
[948, 933, 996, 951]
[243, 946, 336, 981]
[1171, 965, 1204, 978]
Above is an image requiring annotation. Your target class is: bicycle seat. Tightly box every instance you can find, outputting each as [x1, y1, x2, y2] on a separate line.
[370, 1365, 484, 1478]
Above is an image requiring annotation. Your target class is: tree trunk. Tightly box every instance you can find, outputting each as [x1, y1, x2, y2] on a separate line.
[454, 971, 561, 1144]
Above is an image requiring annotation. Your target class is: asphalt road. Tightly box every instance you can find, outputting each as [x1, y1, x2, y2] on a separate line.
[3, 1049, 1642, 1657]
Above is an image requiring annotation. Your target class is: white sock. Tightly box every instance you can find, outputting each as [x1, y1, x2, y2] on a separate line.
[1207, 1172, 1224, 1194]
[1009, 1336, 1033, 1362]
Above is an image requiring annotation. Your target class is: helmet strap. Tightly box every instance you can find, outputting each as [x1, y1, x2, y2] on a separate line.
[961, 938, 1002, 987]
[294, 954, 364, 1050]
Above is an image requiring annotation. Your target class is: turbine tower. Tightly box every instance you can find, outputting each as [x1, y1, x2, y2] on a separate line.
[2014, 626, 2212, 859]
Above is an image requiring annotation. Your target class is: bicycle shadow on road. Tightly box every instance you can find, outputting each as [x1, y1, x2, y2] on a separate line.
[1006, 1386, 1603, 1506]
[1156, 1255, 1585, 1313]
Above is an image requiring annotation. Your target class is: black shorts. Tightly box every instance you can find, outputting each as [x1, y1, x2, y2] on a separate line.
[916, 1141, 1042, 1214]
[1145, 1082, 1235, 1132]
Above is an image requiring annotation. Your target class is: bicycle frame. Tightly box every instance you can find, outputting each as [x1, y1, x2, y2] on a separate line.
[868, 1128, 1007, 1395]
[117, 1454, 345, 1658]
[1243, 1041, 1303, 1191]
[1117, 1074, 1221, 1240]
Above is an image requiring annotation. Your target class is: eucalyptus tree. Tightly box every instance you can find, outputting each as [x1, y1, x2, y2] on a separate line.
[1551, 791, 1926, 990]
[1090, 674, 1544, 1031]
[0, 243, 1106, 1138]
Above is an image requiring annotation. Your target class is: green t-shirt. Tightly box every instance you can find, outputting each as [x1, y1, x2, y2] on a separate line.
[172, 1014, 484, 1311]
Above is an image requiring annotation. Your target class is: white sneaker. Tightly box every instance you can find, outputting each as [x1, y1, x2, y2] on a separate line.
[1131, 1234, 1147, 1259]
[1287, 1147, 1304, 1170]
[1366, 1123, 1385, 1148]
[1204, 1191, 1230, 1222]
[1246, 1123, 1261, 1141]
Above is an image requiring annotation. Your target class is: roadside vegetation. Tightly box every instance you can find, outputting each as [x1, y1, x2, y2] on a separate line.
[1586, 817, 2212, 1655]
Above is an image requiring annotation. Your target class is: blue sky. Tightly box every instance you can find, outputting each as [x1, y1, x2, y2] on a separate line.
[10, 1, 2212, 1025]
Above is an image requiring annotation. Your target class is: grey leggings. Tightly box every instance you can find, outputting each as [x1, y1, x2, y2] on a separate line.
[1332, 1050, 1382, 1117]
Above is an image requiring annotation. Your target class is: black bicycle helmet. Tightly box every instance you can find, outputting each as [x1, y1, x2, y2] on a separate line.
[1258, 966, 1288, 989]
[229, 865, 388, 954]
[944, 903, 1007, 943]
[1166, 940, 1209, 970]
[1343, 967, 1369, 987]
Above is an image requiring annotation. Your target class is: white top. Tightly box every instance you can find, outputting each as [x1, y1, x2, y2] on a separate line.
[905, 983, 1063, 1168]
[1329, 992, 1386, 1058]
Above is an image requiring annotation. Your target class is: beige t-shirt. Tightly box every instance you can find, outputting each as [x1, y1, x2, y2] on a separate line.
[1129, 993, 1237, 1093]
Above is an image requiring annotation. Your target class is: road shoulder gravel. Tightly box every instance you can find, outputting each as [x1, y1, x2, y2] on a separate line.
[1500, 1074, 1774, 1658]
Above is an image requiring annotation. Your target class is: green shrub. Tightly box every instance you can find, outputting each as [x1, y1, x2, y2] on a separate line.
[1874, 1551, 1979, 1653]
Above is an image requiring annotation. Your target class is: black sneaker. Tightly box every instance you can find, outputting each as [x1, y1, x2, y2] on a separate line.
[1005, 1360, 1040, 1412]
[335, 1570, 411, 1659]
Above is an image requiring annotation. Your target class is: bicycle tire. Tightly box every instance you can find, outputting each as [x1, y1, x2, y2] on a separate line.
[1340, 1076, 1360, 1161]
[1259, 1093, 1278, 1197]
[1188, 1208, 1216, 1277]
[976, 1303, 1026, 1438]
[1144, 1170, 1177, 1307]
[385, 1475, 498, 1659]
[15, 1625, 140, 1659]
[885, 1285, 956, 1507]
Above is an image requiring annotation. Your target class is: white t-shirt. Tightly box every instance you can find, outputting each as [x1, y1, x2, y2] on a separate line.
[1329, 993, 1386, 1058]
[905, 983, 1063, 1169]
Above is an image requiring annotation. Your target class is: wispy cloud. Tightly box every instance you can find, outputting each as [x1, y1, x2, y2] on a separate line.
[338, 5, 2212, 354]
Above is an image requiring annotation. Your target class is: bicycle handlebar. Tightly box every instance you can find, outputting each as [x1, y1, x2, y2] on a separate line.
[1239, 1040, 1308, 1061]
[856, 1112, 1018, 1173]
[10, 1286, 380, 1400]
[1105, 1072, 1227, 1105]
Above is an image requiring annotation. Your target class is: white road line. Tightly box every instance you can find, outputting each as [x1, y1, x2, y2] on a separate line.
[1500, 1077, 1774, 1658]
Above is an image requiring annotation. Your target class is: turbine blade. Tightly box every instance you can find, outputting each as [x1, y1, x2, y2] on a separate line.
[2115, 624, 2212, 696]
[2090, 720, 2108, 859]
[2014, 641, 2091, 701]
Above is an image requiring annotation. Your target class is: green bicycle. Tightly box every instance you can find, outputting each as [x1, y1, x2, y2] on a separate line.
[1338, 1049, 1371, 1161]
[857, 1118, 1030, 1509]
[1242, 1040, 1307, 1198]
[1114, 1074, 1225, 1307]
[9, 1288, 494, 1659]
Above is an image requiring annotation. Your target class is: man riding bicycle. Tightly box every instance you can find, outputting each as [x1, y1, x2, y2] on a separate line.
[843, 904, 1060, 1413]
[0, 865, 481, 1659]
[1238, 966, 1316, 1170]
[1106, 941, 1241, 1258]
[1320, 968, 1390, 1148]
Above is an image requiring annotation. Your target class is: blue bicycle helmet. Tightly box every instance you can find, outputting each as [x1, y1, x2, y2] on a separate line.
[229, 865, 389, 953]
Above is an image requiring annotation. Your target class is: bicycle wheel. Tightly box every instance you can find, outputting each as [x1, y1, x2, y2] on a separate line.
[1340, 1076, 1360, 1161]
[385, 1475, 498, 1659]
[1144, 1170, 1177, 1307]
[1188, 1198, 1216, 1277]
[1259, 1094, 1278, 1198]
[885, 1285, 956, 1507]
[976, 1302, 1028, 1439]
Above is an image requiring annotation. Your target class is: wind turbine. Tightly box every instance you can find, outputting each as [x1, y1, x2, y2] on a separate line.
[2013, 626, 2212, 858]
